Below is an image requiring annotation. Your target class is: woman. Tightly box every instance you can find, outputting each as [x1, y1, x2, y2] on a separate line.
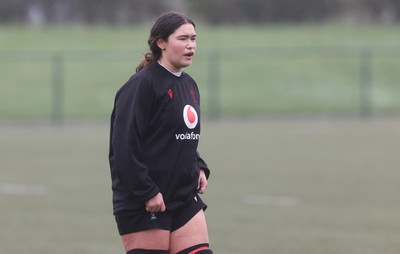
[109, 12, 213, 254]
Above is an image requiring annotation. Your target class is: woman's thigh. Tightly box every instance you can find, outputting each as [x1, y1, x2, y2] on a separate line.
[121, 229, 170, 252]
[169, 210, 209, 254]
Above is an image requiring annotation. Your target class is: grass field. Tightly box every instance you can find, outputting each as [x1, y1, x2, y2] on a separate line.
[1, 119, 400, 254]
[1, 24, 400, 119]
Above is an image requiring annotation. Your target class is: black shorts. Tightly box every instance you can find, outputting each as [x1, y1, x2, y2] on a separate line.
[115, 194, 207, 235]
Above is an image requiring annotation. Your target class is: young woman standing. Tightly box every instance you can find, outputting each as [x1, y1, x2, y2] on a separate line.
[109, 12, 213, 254]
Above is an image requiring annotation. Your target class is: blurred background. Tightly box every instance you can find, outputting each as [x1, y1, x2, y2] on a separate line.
[1, 1, 400, 254]
[1, 0, 400, 120]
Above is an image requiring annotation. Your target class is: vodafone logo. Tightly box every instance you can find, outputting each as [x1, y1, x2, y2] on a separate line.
[176, 105, 200, 140]
[183, 105, 198, 129]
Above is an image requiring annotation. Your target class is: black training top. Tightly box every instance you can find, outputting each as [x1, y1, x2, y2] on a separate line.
[109, 61, 210, 214]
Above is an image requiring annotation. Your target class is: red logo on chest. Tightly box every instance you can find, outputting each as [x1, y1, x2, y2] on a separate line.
[183, 105, 198, 129]
[167, 89, 173, 99]
[190, 89, 197, 103]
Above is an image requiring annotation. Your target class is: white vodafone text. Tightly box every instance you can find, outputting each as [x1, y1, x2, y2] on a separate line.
[175, 132, 200, 140]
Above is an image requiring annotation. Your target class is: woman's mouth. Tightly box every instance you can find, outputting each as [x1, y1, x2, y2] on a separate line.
[184, 52, 194, 58]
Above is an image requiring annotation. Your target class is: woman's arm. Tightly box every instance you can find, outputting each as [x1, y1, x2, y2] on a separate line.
[111, 79, 160, 203]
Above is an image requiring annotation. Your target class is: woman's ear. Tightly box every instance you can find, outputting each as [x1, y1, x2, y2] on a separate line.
[156, 38, 166, 50]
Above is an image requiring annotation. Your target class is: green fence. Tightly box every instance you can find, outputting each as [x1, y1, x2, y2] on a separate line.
[1, 47, 400, 123]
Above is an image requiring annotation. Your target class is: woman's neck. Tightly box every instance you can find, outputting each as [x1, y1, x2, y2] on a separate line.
[158, 60, 182, 77]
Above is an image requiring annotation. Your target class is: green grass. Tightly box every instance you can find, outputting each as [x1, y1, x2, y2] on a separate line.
[1, 24, 400, 50]
[1, 24, 400, 119]
[1, 119, 400, 254]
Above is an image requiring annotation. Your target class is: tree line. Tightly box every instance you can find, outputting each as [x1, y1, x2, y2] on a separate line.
[1, 0, 399, 24]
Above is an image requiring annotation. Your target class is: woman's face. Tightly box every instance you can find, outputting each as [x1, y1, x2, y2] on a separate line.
[157, 23, 196, 72]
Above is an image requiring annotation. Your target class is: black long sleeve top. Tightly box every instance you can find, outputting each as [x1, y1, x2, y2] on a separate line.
[109, 61, 210, 214]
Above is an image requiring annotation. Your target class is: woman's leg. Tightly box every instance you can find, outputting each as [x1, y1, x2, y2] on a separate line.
[169, 210, 210, 254]
[121, 229, 170, 253]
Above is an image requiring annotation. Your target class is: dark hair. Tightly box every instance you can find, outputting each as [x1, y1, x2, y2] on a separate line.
[135, 12, 195, 72]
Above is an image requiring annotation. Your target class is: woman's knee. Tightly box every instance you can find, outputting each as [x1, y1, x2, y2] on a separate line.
[170, 211, 210, 253]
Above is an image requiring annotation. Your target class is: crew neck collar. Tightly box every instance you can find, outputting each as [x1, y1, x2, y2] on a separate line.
[157, 61, 182, 77]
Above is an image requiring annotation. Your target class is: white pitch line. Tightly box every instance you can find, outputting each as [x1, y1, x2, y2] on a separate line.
[0, 183, 47, 195]
[243, 195, 299, 207]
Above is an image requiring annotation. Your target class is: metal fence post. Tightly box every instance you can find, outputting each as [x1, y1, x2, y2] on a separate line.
[360, 48, 373, 118]
[208, 50, 220, 120]
[52, 53, 64, 124]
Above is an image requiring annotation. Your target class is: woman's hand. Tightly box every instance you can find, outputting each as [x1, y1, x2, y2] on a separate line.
[145, 192, 166, 214]
[197, 169, 208, 194]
